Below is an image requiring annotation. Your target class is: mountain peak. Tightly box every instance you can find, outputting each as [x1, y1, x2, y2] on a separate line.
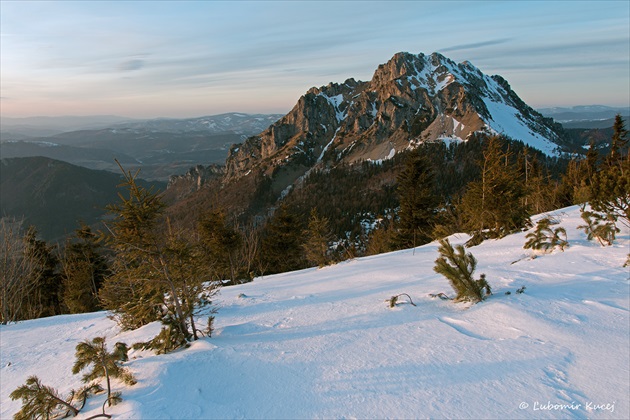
[224, 51, 566, 185]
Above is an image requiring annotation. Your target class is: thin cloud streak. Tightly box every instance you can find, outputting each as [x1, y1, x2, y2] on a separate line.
[1, 1, 628, 117]
[441, 38, 513, 53]
[118, 59, 145, 72]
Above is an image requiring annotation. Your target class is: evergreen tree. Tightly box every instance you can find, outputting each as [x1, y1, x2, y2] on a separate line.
[584, 140, 600, 185]
[558, 157, 591, 206]
[99, 162, 218, 350]
[72, 337, 135, 407]
[606, 114, 629, 168]
[523, 218, 568, 252]
[458, 136, 529, 242]
[366, 216, 396, 256]
[302, 208, 333, 267]
[433, 239, 491, 303]
[160, 227, 218, 341]
[10, 376, 82, 420]
[577, 209, 620, 246]
[261, 204, 307, 274]
[24, 227, 61, 318]
[590, 115, 629, 226]
[518, 148, 560, 214]
[99, 165, 169, 331]
[392, 149, 439, 249]
[198, 209, 242, 284]
[61, 224, 109, 314]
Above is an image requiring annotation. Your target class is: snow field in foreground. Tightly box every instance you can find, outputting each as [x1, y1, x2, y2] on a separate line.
[1, 205, 628, 419]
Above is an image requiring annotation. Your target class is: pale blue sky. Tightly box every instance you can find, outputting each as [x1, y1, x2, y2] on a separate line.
[1, 0, 628, 118]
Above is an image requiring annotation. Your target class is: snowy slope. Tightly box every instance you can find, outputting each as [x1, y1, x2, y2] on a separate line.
[1, 205, 629, 419]
[406, 53, 561, 155]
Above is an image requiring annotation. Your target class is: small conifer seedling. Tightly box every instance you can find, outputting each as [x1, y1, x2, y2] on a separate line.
[577, 209, 620, 246]
[72, 337, 136, 408]
[523, 217, 569, 252]
[433, 239, 491, 303]
[10, 376, 84, 420]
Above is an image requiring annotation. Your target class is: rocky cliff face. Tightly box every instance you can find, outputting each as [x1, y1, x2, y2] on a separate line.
[224, 51, 565, 184]
[166, 164, 225, 200]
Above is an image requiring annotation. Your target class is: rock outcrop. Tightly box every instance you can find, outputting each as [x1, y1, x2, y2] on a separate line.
[224, 51, 566, 184]
[166, 164, 225, 200]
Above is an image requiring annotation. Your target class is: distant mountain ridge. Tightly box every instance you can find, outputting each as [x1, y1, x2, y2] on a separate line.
[224, 51, 566, 187]
[1, 113, 283, 181]
[537, 105, 630, 123]
[0, 113, 283, 138]
[112, 113, 283, 135]
[0, 115, 138, 137]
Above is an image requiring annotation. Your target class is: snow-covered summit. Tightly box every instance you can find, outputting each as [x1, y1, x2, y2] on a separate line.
[225, 51, 565, 182]
[2, 205, 628, 419]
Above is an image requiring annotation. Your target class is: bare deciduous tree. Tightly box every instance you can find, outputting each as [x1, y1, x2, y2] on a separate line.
[0, 219, 47, 324]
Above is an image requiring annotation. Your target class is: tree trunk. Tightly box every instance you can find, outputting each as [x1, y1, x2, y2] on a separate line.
[48, 391, 80, 416]
[189, 311, 198, 340]
[159, 257, 190, 341]
[101, 353, 112, 407]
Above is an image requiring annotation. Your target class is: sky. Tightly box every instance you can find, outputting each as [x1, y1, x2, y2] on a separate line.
[1, 0, 629, 119]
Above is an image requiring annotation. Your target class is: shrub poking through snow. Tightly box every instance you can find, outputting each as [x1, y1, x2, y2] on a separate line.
[433, 239, 491, 303]
[429, 292, 451, 300]
[9, 376, 103, 420]
[577, 209, 620, 246]
[133, 315, 190, 355]
[523, 217, 569, 252]
[72, 337, 136, 408]
[387, 293, 417, 308]
[10, 375, 78, 419]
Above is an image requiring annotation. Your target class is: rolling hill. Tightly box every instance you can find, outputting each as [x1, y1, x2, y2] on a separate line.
[0, 157, 164, 240]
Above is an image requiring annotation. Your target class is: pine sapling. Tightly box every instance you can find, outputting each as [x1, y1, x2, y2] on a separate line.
[433, 239, 491, 303]
[72, 337, 136, 409]
[10, 375, 80, 420]
[524, 217, 569, 252]
[133, 314, 190, 354]
[577, 209, 620, 246]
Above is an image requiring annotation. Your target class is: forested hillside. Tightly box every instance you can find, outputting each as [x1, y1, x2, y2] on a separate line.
[0, 157, 164, 241]
[2, 115, 627, 331]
